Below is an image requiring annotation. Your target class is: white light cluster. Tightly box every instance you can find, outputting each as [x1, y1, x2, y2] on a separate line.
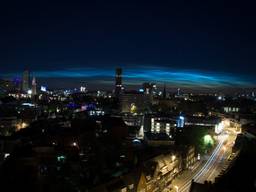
[215, 121, 224, 134]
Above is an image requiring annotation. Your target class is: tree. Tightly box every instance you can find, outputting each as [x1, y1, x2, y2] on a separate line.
[175, 126, 214, 154]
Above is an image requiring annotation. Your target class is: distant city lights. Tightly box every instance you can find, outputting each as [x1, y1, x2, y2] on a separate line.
[80, 86, 86, 92]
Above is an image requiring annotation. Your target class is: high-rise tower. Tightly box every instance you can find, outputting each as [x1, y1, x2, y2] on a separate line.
[22, 70, 30, 92]
[115, 68, 122, 97]
[32, 76, 37, 96]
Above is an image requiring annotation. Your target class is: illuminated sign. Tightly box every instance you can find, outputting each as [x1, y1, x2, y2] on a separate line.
[41, 86, 47, 92]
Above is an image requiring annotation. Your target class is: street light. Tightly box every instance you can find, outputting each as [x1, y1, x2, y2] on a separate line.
[174, 185, 179, 192]
[72, 142, 78, 147]
[172, 155, 176, 161]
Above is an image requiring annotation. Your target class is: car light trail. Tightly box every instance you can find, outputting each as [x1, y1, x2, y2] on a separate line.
[179, 135, 228, 192]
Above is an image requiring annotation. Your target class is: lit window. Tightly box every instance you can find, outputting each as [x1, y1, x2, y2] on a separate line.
[128, 184, 134, 189]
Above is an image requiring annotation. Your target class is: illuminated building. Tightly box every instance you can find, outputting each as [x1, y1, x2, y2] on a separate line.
[88, 109, 105, 116]
[177, 88, 180, 96]
[177, 116, 185, 128]
[120, 91, 151, 113]
[142, 82, 156, 95]
[80, 86, 86, 92]
[119, 113, 144, 139]
[150, 117, 176, 136]
[121, 114, 143, 127]
[177, 145, 197, 170]
[40, 86, 47, 92]
[32, 76, 37, 96]
[115, 68, 123, 97]
[148, 115, 186, 136]
[223, 106, 239, 113]
[22, 70, 30, 92]
[185, 116, 220, 127]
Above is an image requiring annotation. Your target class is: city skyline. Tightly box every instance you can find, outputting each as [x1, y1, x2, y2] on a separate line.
[1, 66, 256, 91]
[1, 1, 256, 191]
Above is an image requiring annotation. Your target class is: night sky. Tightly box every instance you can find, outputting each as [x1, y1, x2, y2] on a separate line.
[1, 1, 256, 89]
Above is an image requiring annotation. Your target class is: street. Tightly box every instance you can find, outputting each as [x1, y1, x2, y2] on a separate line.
[168, 128, 238, 192]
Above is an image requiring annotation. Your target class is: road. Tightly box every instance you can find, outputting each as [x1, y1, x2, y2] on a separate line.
[169, 130, 237, 192]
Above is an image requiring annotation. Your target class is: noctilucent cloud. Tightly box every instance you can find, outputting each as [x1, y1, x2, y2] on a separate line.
[1, 1, 256, 89]
[3, 66, 254, 89]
